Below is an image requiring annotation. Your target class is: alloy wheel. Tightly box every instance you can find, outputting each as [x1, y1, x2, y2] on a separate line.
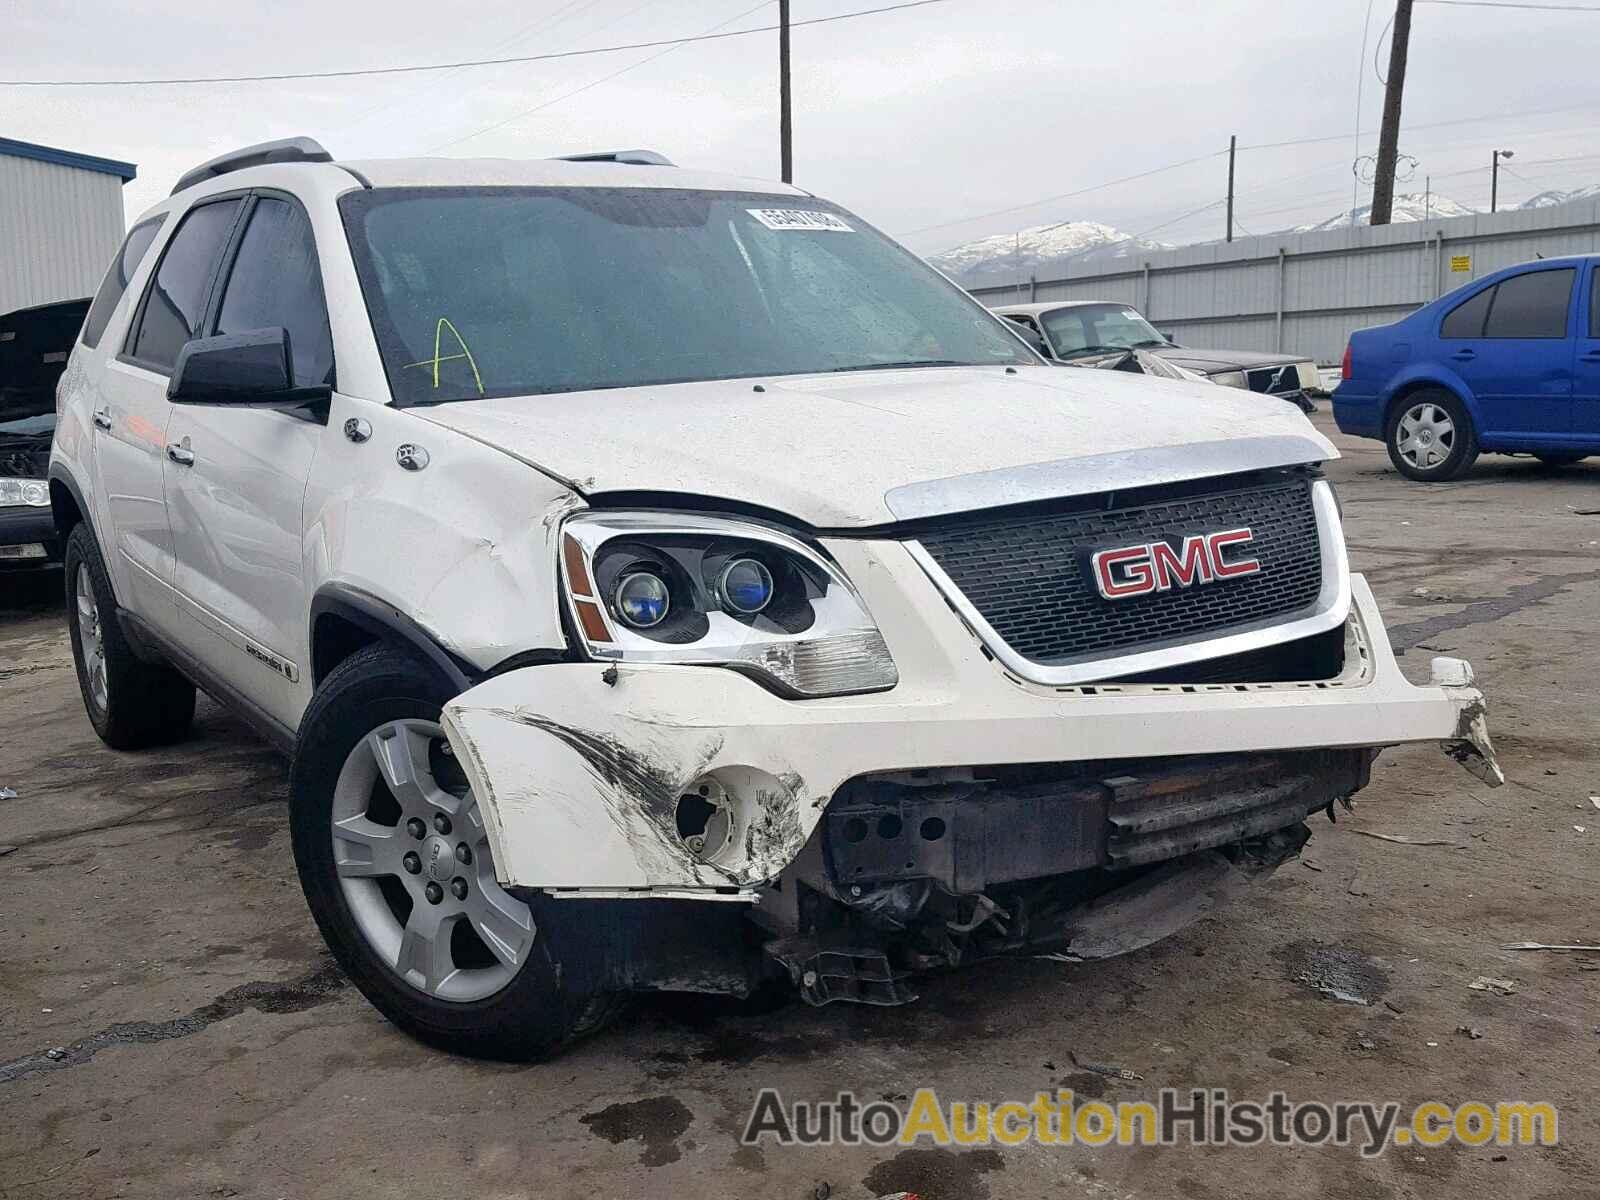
[1396, 402, 1456, 470]
[74, 564, 108, 713]
[331, 719, 534, 1002]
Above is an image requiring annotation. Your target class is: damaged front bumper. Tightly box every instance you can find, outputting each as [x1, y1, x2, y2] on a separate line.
[441, 546, 1502, 898]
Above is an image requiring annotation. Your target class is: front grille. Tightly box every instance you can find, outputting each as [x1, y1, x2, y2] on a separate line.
[916, 475, 1323, 665]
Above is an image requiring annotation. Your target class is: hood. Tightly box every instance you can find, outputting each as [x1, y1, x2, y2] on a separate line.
[410, 365, 1335, 527]
[1150, 346, 1310, 374]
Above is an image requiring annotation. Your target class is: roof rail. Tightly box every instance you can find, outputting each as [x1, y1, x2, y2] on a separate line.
[555, 149, 675, 167]
[171, 136, 333, 196]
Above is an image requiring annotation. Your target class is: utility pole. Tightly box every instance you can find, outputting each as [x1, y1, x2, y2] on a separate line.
[779, 0, 793, 183]
[1491, 148, 1513, 212]
[1370, 0, 1414, 226]
[1226, 134, 1236, 242]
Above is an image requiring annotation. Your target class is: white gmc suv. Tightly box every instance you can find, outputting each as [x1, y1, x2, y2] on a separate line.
[50, 138, 1501, 1059]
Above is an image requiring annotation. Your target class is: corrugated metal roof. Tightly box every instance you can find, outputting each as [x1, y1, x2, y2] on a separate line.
[0, 136, 135, 182]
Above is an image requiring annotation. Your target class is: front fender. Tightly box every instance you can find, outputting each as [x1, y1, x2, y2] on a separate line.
[304, 396, 580, 673]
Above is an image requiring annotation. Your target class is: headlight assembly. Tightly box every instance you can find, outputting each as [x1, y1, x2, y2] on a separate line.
[0, 478, 49, 508]
[1208, 370, 1248, 390]
[559, 512, 898, 697]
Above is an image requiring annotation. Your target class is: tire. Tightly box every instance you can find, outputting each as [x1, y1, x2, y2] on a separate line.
[63, 522, 196, 750]
[1534, 453, 1588, 466]
[1385, 389, 1479, 482]
[289, 643, 623, 1060]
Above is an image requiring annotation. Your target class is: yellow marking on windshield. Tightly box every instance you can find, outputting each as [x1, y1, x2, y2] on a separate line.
[400, 317, 484, 394]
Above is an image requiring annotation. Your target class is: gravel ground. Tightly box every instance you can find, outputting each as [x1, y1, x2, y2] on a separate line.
[2, 411, 1597, 1200]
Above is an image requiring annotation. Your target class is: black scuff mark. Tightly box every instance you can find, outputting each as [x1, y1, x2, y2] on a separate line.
[477, 708, 733, 884]
[0, 961, 347, 1086]
[863, 1147, 1007, 1200]
[579, 1095, 694, 1167]
[1388, 569, 1600, 653]
[743, 780, 806, 876]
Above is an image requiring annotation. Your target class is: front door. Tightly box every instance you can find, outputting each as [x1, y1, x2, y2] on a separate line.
[97, 197, 244, 629]
[1572, 264, 1600, 443]
[164, 194, 333, 729]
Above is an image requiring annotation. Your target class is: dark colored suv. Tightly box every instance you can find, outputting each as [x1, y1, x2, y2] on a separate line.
[1333, 256, 1600, 481]
[1, 298, 89, 568]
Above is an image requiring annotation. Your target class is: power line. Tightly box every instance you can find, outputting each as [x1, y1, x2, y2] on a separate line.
[429, 0, 771, 151]
[1238, 100, 1600, 153]
[0, 0, 949, 87]
[904, 149, 1228, 237]
[1418, 0, 1600, 10]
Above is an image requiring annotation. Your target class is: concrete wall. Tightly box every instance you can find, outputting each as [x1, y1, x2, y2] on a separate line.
[970, 200, 1600, 365]
[0, 154, 125, 314]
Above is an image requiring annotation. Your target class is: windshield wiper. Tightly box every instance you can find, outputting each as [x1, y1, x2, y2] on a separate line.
[1129, 338, 1171, 349]
[827, 359, 972, 372]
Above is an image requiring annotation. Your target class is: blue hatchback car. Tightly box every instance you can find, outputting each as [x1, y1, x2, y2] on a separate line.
[1333, 255, 1600, 481]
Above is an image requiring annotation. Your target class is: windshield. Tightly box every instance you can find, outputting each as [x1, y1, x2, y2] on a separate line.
[340, 187, 1034, 404]
[1040, 303, 1168, 360]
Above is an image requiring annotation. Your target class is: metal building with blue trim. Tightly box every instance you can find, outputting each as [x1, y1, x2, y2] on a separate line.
[1, 137, 137, 314]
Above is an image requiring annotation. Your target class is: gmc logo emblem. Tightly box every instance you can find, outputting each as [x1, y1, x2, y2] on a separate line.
[1091, 528, 1262, 600]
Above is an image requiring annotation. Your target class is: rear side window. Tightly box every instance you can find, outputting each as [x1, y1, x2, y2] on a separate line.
[1483, 268, 1574, 339]
[81, 215, 166, 348]
[1440, 286, 1493, 339]
[214, 197, 335, 387]
[125, 198, 243, 371]
[1589, 269, 1600, 338]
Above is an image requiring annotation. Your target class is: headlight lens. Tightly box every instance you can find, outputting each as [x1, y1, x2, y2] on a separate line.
[559, 512, 898, 697]
[0, 478, 49, 508]
[718, 558, 774, 615]
[614, 571, 671, 628]
[1208, 370, 1247, 389]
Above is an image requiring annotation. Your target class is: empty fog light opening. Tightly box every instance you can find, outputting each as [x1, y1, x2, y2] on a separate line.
[676, 776, 733, 861]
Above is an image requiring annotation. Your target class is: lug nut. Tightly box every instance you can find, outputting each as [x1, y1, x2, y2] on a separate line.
[402, 852, 421, 875]
[425, 881, 444, 904]
[455, 843, 472, 865]
[406, 818, 426, 840]
[433, 813, 452, 835]
[450, 877, 468, 900]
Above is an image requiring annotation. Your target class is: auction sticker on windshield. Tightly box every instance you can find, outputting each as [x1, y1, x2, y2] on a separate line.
[748, 208, 854, 232]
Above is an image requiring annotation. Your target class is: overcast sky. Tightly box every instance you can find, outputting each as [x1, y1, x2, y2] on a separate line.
[6, 0, 1599, 254]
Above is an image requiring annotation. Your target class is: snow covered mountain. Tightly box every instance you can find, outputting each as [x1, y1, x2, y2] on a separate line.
[1294, 192, 1476, 232]
[1518, 185, 1600, 209]
[927, 220, 1170, 287]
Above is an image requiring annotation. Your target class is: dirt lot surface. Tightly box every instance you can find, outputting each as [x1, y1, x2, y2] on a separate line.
[2, 412, 1597, 1199]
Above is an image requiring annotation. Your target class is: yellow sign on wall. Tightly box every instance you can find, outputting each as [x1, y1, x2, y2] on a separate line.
[1450, 254, 1472, 273]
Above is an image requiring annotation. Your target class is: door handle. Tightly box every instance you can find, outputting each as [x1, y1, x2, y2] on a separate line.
[91, 408, 112, 430]
[166, 442, 195, 467]
[1451, 349, 1476, 361]
[1581, 349, 1600, 363]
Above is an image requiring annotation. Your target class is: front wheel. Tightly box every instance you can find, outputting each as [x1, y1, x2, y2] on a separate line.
[1385, 390, 1479, 482]
[289, 644, 622, 1059]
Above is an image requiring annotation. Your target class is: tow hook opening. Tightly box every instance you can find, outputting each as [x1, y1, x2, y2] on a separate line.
[676, 776, 733, 861]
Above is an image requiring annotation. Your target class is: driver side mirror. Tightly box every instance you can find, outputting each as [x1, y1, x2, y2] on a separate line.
[168, 328, 328, 408]
[1159, 330, 1178, 346]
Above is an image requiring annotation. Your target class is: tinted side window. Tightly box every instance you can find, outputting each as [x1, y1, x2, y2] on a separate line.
[214, 197, 335, 387]
[1483, 268, 1574, 339]
[126, 199, 242, 371]
[81, 216, 167, 348]
[1590, 270, 1600, 338]
[1440, 286, 1493, 339]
